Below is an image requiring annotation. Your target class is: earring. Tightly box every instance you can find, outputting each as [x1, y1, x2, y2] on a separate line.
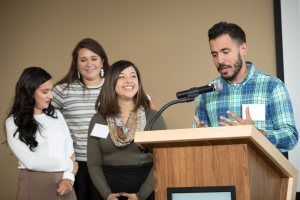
[100, 68, 104, 78]
[78, 70, 81, 79]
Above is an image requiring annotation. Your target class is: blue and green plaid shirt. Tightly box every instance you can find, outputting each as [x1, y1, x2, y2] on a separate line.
[193, 61, 298, 152]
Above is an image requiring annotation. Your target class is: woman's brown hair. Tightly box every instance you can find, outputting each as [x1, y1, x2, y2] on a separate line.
[55, 38, 109, 91]
[96, 60, 150, 118]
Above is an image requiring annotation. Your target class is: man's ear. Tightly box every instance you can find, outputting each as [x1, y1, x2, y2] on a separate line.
[240, 43, 248, 56]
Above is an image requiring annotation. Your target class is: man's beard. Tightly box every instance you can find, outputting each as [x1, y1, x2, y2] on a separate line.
[217, 52, 243, 81]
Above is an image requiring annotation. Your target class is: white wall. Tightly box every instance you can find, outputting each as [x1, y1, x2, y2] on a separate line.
[281, 0, 300, 192]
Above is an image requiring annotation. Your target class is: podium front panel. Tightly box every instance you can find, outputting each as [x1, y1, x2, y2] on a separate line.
[153, 145, 282, 200]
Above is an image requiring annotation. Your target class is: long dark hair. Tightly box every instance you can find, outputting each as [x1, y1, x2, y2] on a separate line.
[6, 67, 56, 151]
[55, 38, 109, 91]
[96, 60, 150, 119]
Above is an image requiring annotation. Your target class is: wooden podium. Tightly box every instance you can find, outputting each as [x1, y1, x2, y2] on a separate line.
[134, 125, 298, 200]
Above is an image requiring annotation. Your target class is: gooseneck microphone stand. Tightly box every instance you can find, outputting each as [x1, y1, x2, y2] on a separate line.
[137, 88, 199, 165]
[148, 87, 200, 131]
[147, 82, 223, 131]
[147, 97, 195, 131]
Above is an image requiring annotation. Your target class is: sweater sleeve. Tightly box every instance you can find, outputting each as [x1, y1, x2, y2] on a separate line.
[57, 111, 75, 182]
[51, 84, 65, 110]
[136, 114, 167, 200]
[6, 117, 73, 173]
[87, 115, 112, 200]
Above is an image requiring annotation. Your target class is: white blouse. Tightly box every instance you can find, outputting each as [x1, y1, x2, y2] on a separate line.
[6, 109, 75, 181]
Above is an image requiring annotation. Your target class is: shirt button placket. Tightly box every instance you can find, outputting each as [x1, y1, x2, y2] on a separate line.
[234, 89, 237, 120]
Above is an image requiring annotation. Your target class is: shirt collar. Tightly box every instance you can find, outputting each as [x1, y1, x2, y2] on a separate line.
[77, 78, 105, 89]
[243, 61, 255, 85]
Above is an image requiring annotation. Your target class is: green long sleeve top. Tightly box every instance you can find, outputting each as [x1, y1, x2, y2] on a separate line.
[87, 108, 167, 200]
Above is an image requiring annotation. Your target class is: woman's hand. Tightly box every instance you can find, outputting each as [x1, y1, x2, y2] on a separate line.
[122, 193, 139, 200]
[107, 193, 121, 200]
[57, 179, 72, 196]
[70, 154, 78, 175]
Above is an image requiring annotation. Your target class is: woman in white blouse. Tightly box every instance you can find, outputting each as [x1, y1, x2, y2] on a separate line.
[5, 67, 78, 200]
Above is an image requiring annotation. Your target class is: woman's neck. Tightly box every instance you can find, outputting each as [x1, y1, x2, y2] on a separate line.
[82, 76, 103, 87]
[33, 108, 44, 115]
[118, 98, 135, 125]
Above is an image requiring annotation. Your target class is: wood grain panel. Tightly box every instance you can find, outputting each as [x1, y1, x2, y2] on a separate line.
[207, 139, 234, 145]
[247, 145, 281, 200]
[153, 145, 251, 200]
[246, 140, 289, 178]
[279, 178, 289, 200]
[185, 140, 212, 146]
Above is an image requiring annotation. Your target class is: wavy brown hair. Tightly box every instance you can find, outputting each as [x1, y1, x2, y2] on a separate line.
[55, 38, 109, 91]
[96, 60, 150, 118]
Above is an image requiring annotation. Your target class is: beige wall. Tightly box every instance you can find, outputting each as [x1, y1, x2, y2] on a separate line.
[0, 0, 276, 199]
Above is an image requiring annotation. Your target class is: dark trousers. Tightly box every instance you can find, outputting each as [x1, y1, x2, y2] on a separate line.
[101, 162, 155, 200]
[74, 161, 102, 200]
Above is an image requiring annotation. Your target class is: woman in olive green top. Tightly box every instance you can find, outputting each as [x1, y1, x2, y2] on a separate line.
[87, 60, 167, 200]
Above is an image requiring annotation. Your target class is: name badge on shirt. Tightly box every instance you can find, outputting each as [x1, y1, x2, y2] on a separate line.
[242, 104, 265, 121]
[91, 124, 109, 139]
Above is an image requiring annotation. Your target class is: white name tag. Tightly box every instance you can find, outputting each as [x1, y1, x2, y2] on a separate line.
[91, 124, 109, 139]
[242, 104, 265, 121]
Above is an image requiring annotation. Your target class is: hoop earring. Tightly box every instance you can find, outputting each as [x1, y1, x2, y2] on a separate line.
[100, 68, 104, 78]
[78, 70, 81, 79]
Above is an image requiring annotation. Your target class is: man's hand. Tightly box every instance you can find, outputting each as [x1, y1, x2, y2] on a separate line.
[122, 193, 139, 200]
[220, 107, 267, 138]
[219, 107, 254, 126]
[194, 115, 208, 128]
[107, 193, 121, 200]
[57, 179, 72, 196]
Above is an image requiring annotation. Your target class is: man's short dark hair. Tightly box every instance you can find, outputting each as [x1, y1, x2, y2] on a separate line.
[208, 22, 246, 46]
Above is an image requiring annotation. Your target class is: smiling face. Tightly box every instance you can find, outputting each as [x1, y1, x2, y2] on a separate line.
[115, 66, 139, 101]
[77, 48, 104, 85]
[210, 34, 248, 84]
[34, 79, 53, 115]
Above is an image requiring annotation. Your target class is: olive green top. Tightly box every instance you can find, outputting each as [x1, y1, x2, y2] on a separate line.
[87, 108, 167, 200]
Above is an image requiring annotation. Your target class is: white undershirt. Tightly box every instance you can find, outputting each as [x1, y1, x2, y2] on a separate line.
[6, 110, 75, 181]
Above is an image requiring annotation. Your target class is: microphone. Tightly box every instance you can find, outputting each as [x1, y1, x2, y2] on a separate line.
[176, 82, 223, 99]
[147, 82, 222, 131]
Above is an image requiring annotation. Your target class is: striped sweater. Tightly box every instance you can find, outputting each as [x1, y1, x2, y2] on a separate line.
[52, 80, 104, 161]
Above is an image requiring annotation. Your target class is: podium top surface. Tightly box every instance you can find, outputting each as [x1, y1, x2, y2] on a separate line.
[135, 125, 298, 178]
[136, 125, 255, 142]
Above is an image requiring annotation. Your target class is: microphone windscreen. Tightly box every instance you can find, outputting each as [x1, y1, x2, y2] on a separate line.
[213, 82, 223, 92]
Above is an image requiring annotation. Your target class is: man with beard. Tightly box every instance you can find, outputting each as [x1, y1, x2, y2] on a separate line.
[193, 22, 298, 152]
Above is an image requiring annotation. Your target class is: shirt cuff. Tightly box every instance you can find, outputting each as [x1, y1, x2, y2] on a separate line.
[63, 171, 75, 182]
